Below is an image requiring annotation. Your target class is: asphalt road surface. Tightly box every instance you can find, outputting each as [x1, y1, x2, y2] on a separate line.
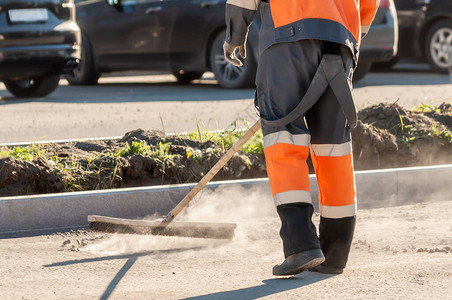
[1, 63, 451, 144]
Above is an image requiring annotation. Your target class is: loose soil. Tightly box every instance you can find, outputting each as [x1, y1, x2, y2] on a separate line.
[1, 102, 451, 197]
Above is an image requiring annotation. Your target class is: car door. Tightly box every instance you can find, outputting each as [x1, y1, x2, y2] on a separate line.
[86, 0, 172, 70]
[394, 0, 430, 57]
[156, 0, 225, 71]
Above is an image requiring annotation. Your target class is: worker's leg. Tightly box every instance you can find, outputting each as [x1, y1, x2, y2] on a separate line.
[305, 44, 356, 273]
[255, 40, 324, 275]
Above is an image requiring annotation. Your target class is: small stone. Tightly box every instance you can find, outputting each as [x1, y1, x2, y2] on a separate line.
[62, 240, 71, 246]
[429, 249, 434, 253]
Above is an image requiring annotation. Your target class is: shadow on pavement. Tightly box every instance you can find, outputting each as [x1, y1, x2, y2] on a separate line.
[99, 256, 138, 300]
[355, 71, 450, 87]
[43, 247, 204, 268]
[181, 272, 337, 300]
[0, 80, 255, 105]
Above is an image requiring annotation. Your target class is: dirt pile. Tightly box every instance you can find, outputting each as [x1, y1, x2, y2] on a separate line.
[353, 102, 452, 169]
[0, 103, 450, 197]
[0, 157, 63, 196]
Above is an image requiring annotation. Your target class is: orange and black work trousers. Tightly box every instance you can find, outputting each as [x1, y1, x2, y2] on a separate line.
[256, 39, 356, 269]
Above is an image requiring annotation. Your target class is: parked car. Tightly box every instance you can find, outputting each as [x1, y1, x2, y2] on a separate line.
[390, 0, 452, 72]
[0, 0, 81, 98]
[69, 0, 397, 87]
[354, 0, 398, 81]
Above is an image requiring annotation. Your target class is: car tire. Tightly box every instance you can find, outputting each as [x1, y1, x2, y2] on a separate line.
[425, 19, 452, 73]
[4, 75, 61, 98]
[172, 71, 204, 83]
[65, 33, 101, 85]
[209, 32, 256, 89]
[353, 60, 372, 83]
[372, 57, 399, 70]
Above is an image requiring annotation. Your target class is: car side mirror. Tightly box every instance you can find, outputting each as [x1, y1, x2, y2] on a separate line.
[105, 0, 121, 6]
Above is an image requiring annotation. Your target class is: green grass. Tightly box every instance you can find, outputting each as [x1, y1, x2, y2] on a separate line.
[115, 141, 151, 157]
[115, 140, 175, 167]
[185, 120, 264, 156]
[431, 125, 452, 144]
[149, 142, 175, 166]
[412, 104, 441, 113]
[0, 144, 46, 161]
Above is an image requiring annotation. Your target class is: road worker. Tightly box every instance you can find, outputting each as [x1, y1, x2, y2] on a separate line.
[224, 0, 379, 275]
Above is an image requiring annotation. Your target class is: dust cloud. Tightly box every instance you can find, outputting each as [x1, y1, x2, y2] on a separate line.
[178, 184, 279, 242]
[83, 185, 280, 256]
[81, 233, 227, 256]
[177, 185, 276, 223]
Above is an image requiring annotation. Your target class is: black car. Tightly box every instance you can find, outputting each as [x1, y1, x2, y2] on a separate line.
[393, 0, 452, 72]
[69, 0, 397, 88]
[0, 0, 81, 97]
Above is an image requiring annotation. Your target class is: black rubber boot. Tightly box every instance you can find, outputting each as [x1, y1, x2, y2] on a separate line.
[276, 203, 322, 258]
[315, 215, 356, 272]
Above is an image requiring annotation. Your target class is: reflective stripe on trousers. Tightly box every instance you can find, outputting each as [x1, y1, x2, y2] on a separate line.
[263, 136, 357, 219]
[264, 131, 312, 206]
[311, 142, 357, 219]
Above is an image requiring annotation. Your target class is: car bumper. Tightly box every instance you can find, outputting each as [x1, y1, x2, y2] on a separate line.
[0, 22, 80, 78]
[0, 45, 79, 79]
[359, 10, 398, 63]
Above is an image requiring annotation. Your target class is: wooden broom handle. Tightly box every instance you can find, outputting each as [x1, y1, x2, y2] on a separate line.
[164, 120, 261, 222]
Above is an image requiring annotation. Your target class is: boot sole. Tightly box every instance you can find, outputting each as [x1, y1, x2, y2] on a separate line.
[308, 265, 344, 274]
[273, 256, 325, 276]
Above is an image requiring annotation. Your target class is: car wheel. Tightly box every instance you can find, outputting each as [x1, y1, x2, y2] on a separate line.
[353, 60, 372, 83]
[425, 19, 452, 73]
[4, 75, 61, 98]
[209, 32, 256, 89]
[172, 71, 204, 83]
[65, 33, 101, 85]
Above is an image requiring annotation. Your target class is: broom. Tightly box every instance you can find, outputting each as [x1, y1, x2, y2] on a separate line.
[88, 120, 261, 239]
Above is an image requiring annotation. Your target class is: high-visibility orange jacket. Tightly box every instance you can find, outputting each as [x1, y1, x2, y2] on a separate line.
[226, 0, 380, 64]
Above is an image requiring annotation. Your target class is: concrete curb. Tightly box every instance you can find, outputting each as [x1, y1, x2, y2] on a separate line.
[1, 164, 451, 237]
